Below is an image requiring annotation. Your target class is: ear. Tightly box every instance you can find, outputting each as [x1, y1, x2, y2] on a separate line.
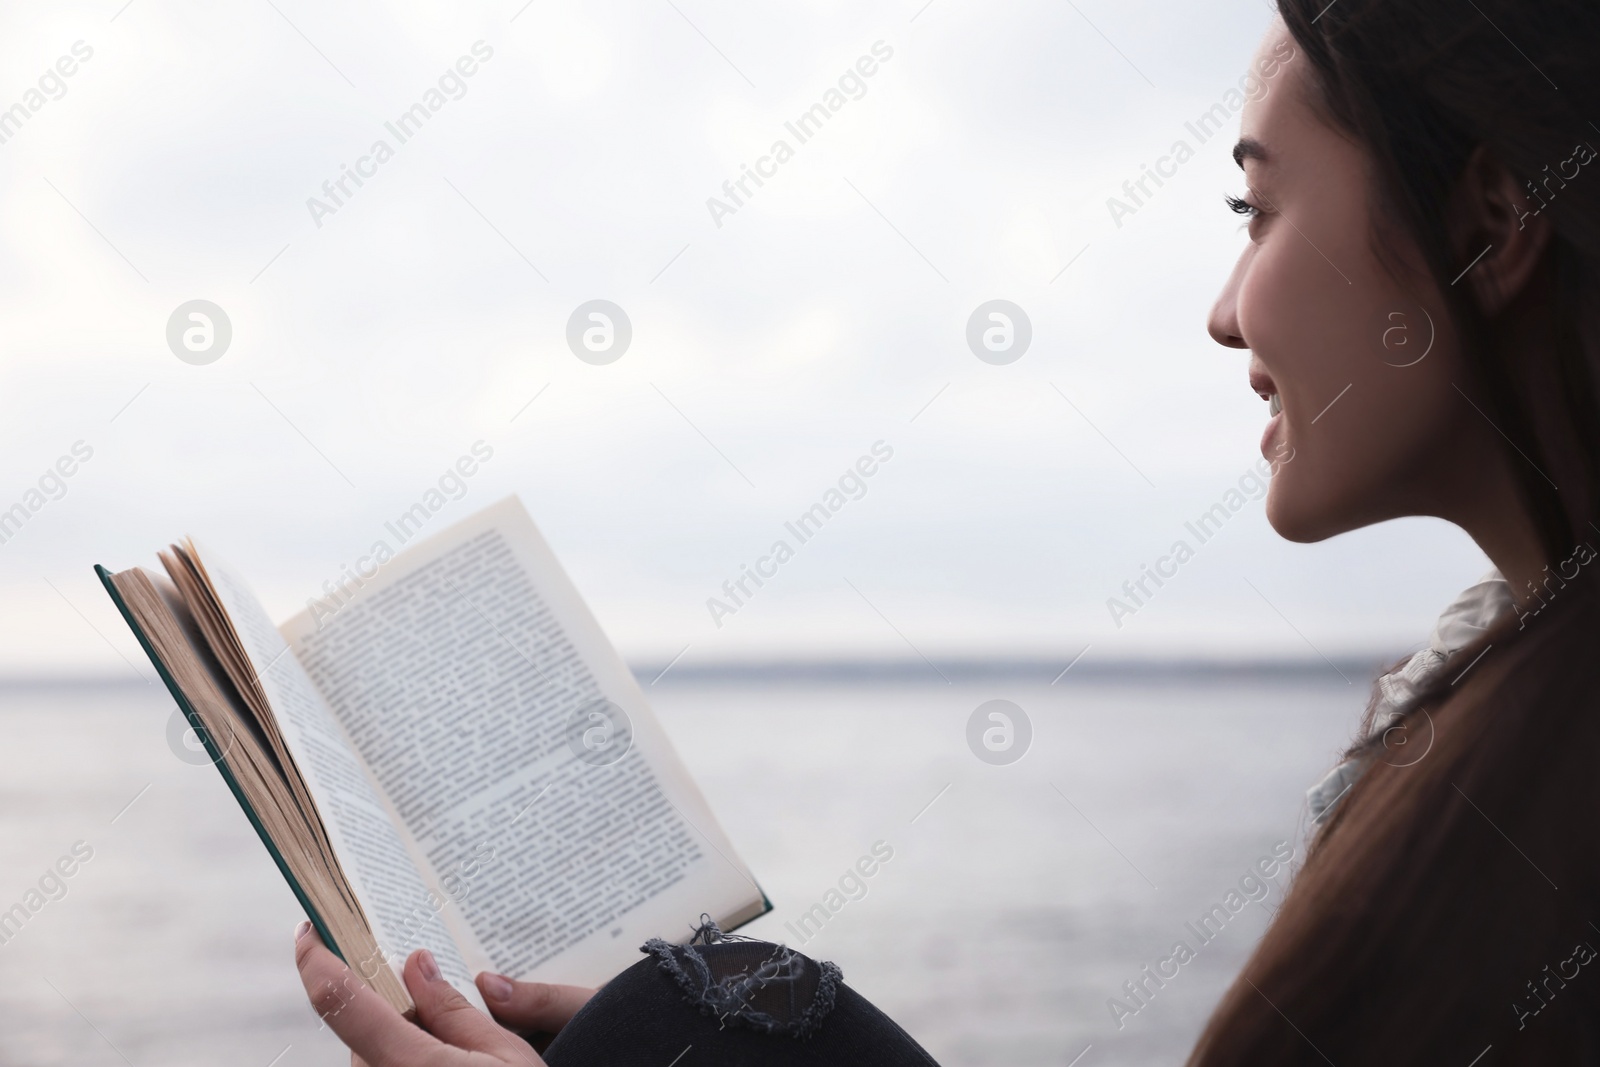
[1448, 144, 1556, 316]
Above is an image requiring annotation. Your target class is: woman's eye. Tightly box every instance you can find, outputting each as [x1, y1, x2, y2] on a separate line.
[1225, 193, 1260, 219]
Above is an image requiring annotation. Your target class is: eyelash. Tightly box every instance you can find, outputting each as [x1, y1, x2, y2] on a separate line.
[1225, 193, 1260, 218]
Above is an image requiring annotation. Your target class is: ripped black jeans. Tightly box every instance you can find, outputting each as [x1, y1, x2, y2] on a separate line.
[543, 921, 941, 1066]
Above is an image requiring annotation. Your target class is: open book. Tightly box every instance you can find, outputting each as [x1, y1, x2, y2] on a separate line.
[96, 496, 768, 1015]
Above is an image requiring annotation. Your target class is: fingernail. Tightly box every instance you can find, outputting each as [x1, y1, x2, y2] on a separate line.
[480, 973, 513, 1001]
[294, 920, 312, 942]
[417, 949, 441, 982]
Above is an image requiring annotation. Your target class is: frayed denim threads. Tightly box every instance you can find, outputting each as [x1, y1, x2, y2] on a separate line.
[643, 916, 842, 1039]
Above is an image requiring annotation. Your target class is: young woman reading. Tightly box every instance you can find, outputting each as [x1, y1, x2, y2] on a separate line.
[294, 0, 1600, 1060]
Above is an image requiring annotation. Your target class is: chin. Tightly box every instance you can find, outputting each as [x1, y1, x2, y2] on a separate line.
[1263, 483, 1351, 544]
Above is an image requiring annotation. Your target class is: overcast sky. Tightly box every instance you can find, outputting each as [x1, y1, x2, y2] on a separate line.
[0, 0, 1493, 677]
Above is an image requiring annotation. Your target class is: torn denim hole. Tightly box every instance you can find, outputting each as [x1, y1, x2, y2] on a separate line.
[643, 915, 842, 1039]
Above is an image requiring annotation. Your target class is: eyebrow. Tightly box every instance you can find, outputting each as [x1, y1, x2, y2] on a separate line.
[1232, 137, 1269, 169]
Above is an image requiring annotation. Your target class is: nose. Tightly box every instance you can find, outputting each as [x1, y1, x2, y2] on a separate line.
[1207, 252, 1249, 350]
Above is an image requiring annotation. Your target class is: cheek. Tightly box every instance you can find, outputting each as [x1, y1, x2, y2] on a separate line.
[1237, 235, 1364, 403]
[1242, 231, 1463, 538]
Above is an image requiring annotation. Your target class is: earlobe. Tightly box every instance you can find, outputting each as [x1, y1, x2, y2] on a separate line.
[1450, 145, 1555, 316]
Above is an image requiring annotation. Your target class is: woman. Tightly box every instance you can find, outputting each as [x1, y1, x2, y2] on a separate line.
[297, 0, 1600, 1061]
[1192, 0, 1600, 1061]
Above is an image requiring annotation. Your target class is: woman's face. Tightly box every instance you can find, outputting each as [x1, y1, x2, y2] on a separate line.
[1208, 20, 1490, 543]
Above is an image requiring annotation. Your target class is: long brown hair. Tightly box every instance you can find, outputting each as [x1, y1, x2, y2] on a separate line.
[1190, 1, 1600, 1062]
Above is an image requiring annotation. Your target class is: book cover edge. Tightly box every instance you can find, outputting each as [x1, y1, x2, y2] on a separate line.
[93, 562, 348, 966]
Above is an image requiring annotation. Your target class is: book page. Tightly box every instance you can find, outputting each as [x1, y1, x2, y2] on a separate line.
[282, 497, 764, 984]
[194, 542, 487, 1008]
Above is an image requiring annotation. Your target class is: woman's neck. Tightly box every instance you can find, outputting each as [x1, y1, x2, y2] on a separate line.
[1466, 501, 1552, 609]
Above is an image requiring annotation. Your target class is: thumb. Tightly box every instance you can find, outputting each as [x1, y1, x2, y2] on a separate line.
[294, 924, 438, 1067]
[403, 950, 543, 1065]
[475, 973, 596, 1033]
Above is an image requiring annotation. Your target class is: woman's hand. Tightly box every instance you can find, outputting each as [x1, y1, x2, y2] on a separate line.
[475, 970, 596, 1051]
[294, 921, 545, 1066]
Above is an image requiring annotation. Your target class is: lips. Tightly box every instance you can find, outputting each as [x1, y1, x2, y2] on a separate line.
[1250, 358, 1286, 459]
[1248, 359, 1279, 412]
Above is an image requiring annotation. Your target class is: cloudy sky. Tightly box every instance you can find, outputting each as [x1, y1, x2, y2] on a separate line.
[0, 0, 1492, 676]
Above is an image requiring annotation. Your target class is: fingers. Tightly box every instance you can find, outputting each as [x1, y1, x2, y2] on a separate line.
[403, 950, 543, 1065]
[294, 922, 438, 1067]
[475, 972, 596, 1034]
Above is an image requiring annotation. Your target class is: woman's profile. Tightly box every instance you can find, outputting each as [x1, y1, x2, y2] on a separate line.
[295, 0, 1600, 1061]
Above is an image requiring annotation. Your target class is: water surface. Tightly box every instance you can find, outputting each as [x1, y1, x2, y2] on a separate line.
[0, 667, 1362, 1066]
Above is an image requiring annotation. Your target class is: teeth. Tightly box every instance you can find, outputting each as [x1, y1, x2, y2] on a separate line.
[1268, 393, 1282, 417]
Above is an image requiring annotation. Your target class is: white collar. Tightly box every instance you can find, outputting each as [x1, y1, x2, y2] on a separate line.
[1304, 568, 1515, 829]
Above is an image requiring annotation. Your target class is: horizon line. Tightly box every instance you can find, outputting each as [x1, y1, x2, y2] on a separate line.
[0, 651, 1397, 689]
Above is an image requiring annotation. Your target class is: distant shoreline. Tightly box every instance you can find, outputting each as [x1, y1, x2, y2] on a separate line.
[0, 655, 1392, 690]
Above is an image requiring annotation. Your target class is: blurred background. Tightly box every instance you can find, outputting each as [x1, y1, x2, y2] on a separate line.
[0, 0, 1492, 1064]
